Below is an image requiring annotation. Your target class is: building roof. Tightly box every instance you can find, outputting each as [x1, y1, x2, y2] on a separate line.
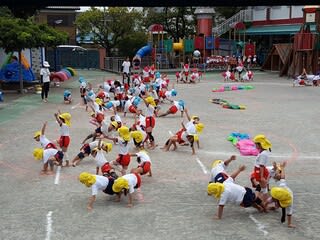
[243, 24, 317, 35]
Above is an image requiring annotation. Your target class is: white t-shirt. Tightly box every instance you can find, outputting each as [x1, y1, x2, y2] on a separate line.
[210, 162, 227, 182]
[254, 150, 269, 167]
[40, 67, 50, 83]
[185, 121, 196, 135]
[94, 150, 107, 167]
[173, 101, 184, 112]
[60, 123, 70, 136]
[219, 178, 246, 206]
[43, 148, 58, 164]
[138, 114, 146, 127]
[40, 135, 51, 148]
[88, 140, 99, 150]
[136, 150, 151, 163]
[122, 60, 131, 74]
[91, 175, 109, 196]
[145, 105, 155, 117]
[118, 137, 129, 155]
[277, 179, 293, 215]
[122, 173, 138, 194]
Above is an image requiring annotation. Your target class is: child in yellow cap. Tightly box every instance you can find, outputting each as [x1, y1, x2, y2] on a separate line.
[79, 172, 117, 211]
[207, 166, 265, 220]
[54, 110, 71, 167]
[112, 173, 141, 208]
[263, 161, 295, 228]
[33, 121, 57, 149]
[251, 134, 272, 198]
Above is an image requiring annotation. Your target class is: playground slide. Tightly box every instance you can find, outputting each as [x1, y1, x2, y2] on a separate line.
[133, 44, 152, 67]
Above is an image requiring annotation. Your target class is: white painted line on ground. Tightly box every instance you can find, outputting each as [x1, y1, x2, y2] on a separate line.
[195, 157, 209, 175]
[71, 102, 80, 109]
[54, 166, 61, 185]
[201, 150, 320, 160]
[45, 211, 53, 240]
[249, 214, 268, 236]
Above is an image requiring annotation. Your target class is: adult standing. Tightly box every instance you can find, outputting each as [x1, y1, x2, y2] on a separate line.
[40, 61, 51, 103]
[121, 57, 131, 87]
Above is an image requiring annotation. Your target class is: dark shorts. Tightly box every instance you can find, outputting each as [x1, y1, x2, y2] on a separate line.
[81, 144, 91, 155]
[214, 172, 229, 183]
[95, 127, 102, 134]
[103, 177, 115, 195]
[242, 187, 256, 208]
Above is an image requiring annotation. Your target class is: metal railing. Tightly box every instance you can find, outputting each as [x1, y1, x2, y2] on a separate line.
[213, 9, 253, 36]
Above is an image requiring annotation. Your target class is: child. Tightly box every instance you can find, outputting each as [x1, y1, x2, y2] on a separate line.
[183, 63, 190, 82]
[63, 90, 72, 104]
[251, 134, 272, 198]
[71, 140, 112, 167]
[264, 161, 295, 228]
[157, 100, 185, 118]
[79, 172, 117, 211]
[90, 140, 115, 176]
[54, 111, 71, 167]
[130, 147, 152, 176]
[112, 173, 142, 208]
[79, 79, 88, 110]
[142, 96, 157, 149]
[109, 126, 132, 176]
[207, 166, 265, 219]
[34, 121, 57, 149]
[33, 147, 64, 175]
[209, 155, 236, 183]
[161, 119, 197, 155]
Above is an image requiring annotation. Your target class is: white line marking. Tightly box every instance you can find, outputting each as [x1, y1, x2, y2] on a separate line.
[195, 157, 209, 174]
[201, 150, 320, 160]
[45, 211, 53, 240]
[71, 103, 80, 109]
[249, 214, 268, 236]
[54, 166, 61, 185]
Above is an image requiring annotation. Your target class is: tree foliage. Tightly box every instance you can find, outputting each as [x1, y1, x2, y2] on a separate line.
[75, 7, 144, 56]
[142, 7, 196, 41]
[0, 17, 68, 53]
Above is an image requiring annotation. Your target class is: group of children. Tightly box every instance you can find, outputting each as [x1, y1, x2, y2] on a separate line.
[32, 66, 205, 210]
[222, 61, 254, 82]
[32, 65, 295, 228]
[207, 134, 295, 228]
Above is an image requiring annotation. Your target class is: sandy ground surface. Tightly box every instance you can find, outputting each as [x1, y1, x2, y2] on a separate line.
[0, 69, 320, 240]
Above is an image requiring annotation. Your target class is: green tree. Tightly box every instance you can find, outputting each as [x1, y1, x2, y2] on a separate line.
[0, 17, 68, 92]
[75, 7, 143, 57]
[117, 32, 148, 57]
[142, 7, 196, 41]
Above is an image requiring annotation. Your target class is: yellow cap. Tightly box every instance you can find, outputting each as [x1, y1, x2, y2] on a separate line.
[95, 98, 103, 106]
[207, 182, 224, 199]
[145, 96, 156, 107]
[59, 112, 71, 127]
[270, 187, 292, 208]
[34, 131, 41, 139]
[211, 160, 223, 168]
[195, 123, 204, 134]
[112, 177, 129, 193]
[111, 121, 118, 129]
[102, 142, 113, 152]
[253, 134, 272, 150]
[131, 131, 144, 143]
[33, 148, 44, 160]
[118, 126, 131, 141]
[79, 172, 96, 187]
[191, 115, 199, 121]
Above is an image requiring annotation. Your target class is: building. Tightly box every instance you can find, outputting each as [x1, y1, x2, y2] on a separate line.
[35, 6, 80, 45]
